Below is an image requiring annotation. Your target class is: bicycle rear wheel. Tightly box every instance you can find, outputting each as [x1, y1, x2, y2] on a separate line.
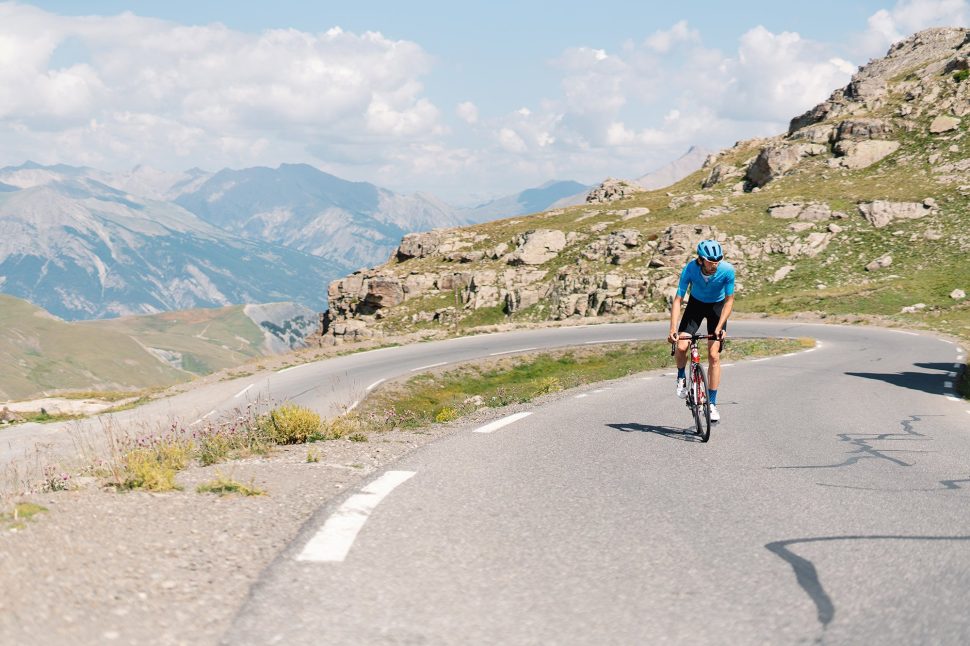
[693, 364, 711, 442]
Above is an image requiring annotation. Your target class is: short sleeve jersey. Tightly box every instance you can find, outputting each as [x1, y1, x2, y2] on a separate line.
[676, 259, 736, 303]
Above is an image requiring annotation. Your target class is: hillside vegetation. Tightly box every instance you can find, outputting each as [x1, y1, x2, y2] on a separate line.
[0, 296, 315, 401]
[320, 29, 970, 352]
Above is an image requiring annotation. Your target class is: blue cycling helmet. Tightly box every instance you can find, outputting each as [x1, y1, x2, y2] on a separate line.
[696, 239, 723, 261]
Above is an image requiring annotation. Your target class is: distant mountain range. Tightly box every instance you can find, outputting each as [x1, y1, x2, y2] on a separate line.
[0, 151, 704, 321]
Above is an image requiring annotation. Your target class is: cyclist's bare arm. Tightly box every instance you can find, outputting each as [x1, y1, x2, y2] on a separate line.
[668, 294, 684, 343]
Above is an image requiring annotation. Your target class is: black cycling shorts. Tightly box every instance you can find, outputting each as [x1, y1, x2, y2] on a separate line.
[677, 298, 727, 337]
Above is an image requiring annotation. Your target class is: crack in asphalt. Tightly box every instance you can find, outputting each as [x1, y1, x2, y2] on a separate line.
[766, 535, 970, 631]
[769, 415, 938, 470]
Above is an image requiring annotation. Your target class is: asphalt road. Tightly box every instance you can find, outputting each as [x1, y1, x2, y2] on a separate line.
[213, 321, 970, 645]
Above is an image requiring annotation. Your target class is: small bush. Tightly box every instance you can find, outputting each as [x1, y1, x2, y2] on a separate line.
[954, 69, 970, 83]
[197, 472, 265, 496]
[306, 447, 321, 463]
[348, 432, 368, 442]
[434, 407, 458, 423]
[120, 438, 191, 491]
[320, 416, 359, 440]
[267, 404, 322, 444]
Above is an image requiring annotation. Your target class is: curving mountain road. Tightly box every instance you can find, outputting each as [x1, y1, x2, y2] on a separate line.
[210, 320, 970, 645]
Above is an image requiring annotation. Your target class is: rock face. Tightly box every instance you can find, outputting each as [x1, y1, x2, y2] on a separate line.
[586, 178, 645, 203]
[745, 144, 826, 188]
[858, 200, 937, 228]
[506, 230, 567, 265]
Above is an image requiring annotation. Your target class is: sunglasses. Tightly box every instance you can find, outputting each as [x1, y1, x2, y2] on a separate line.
[701, 255, 723, 262]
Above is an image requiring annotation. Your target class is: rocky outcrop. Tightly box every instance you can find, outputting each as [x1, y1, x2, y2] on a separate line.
[858, 200, 937, 228]
[831, 139, 900, 169]
[768, 202, 835, 221]
[505, 230, 567, 265]
[586, 178, 645, 203]
[930, 115, 961, 133]
[745, 143, 827, 188]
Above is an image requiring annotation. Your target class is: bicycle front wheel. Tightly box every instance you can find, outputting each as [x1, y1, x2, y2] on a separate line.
[693, 365, 711, 442]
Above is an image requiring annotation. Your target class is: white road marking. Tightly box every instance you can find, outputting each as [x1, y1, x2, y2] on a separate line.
[277, 364, 305, 374]
[489, 347, 538, 356]
[575, 394, 589, 399]
[296, 470, 416, 563]
[346, 400, 360, 413]
[592, 388, 610, 393]
[721, 363, 735, 367]
[943, 340, 955, 345]
[782, 353, 797, 357]
[897, 331, 920, 336]
[473, 412, 533, 433]
[366, 378, 386, 392]
[410, 362, 446, 372]
[234, 384, 254, 398]
[202, 409, 216, 420]
[189, 419, 203, 427]
[752, 358, 770, 362]
[583, 338, 637, 344]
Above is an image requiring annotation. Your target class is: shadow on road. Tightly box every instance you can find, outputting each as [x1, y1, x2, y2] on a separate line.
[606, 422, 702, 442]
[845, 361, 963, 397]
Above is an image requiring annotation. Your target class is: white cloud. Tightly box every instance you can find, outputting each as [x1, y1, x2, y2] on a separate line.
[497, 127, 527, 153]
[861, 0, 968, 54]
[645, 20, 701, 53]
[0, 3, 442, 172]
[456, 101, 479, 124]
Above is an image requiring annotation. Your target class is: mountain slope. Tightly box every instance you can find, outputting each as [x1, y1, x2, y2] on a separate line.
[460, 180, 590, 222]
[174, 163, 470, 270]
[0, 173, 346, 320]
[317, 28, 970, 351]
[0, 295, 319, 400]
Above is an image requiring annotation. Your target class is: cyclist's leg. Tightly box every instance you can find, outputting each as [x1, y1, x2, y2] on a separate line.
[705, 301, 726, 390]
[676, 298, 704, 368]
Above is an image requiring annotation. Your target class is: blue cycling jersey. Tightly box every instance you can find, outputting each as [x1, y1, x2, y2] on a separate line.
[676, 259, 736, 303]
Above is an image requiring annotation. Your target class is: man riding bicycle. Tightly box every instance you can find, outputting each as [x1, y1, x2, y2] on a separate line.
[667, 239, 735, 423]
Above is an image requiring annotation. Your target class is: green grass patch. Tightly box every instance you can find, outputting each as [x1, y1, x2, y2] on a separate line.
[356, 338, 806, 430]
[1, 502, 48, 530]
[196, 472, 265, 496]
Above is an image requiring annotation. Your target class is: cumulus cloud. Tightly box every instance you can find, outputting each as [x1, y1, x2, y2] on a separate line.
[0, 3, 442, 172]
[456, 101, 479, 124]
[860, 0, 968, 56]
[645, 20, 701, 53]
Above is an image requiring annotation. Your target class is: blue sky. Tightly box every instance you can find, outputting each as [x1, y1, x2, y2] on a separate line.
[2, 1, 967, 203]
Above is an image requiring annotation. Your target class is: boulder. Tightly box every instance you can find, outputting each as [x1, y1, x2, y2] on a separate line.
[362, 277, 405, 308]
[858, 200, 936, 228]
[745, 144, 826, 188]
[701, 163, 743, 188]
[768, 202, 832, 221]
[769, 265, 795, 283]
[397, 231, 442, 260]
[832, 140, 900, 169]
[951, 289, 966, 300]
[865, 255, 893, 271]
[506, 229, 567, 266]
[586, 178, 645, 203]
[930, 115, 961, 134]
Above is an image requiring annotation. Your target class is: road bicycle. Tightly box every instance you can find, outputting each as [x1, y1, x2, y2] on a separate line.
[671, 333, 721, 442]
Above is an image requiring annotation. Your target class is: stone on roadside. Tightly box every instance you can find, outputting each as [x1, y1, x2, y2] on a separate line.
[951, 289, 966, 300]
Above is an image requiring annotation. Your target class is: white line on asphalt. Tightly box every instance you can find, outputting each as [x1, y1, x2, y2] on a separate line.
[721, 363, 735, 367]
[489, 347, 538, 356]
[583, 338, 637, 344]
[473, 412, 533, 433]
[640, 377, 653, 380]
[189, 419, 203, 427]
[752, 358, 770, 362]
[410, 362, 446, 372]
[366, 378, 386, 391]
[943, 340, 955, 344]
[277, 365, 304, 374]
[575, 394, 589, 399]
[202, 409, 216, 419]
[296, 470, 417, 563]
[346, 400, 360, 413]
[592, 388, 610, 393]
[897, 331, 920, 336]
[782, 353, 797, 357]
[234, 384, 253, 398]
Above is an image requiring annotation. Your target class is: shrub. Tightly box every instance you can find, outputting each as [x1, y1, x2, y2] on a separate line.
[348, 432, 368, 442]
[121, 439, 191, 491]
[954, 69, 970, 83]
[266, 404, 322, 444]
[434, 407, 458, 423]
[196, 472, 265, 496]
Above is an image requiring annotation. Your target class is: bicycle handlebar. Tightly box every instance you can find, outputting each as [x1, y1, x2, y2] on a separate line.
[669, 333, 723, 355]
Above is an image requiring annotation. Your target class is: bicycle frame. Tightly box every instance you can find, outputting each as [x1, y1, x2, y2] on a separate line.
[671, 333, 719, 442]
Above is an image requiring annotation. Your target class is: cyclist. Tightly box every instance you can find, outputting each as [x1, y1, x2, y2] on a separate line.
[667, 239, 735, 422]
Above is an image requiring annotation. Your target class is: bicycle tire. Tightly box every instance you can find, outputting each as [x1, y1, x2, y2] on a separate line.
[695, 364, 711, 442]
[688, 365, 704, 438]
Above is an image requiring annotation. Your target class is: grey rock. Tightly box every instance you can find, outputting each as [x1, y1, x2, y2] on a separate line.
[865, 255, 894, 271]
[930, 115, 961, 134]
[951, 289, 966, 300]
[858, 200, 935, 228]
